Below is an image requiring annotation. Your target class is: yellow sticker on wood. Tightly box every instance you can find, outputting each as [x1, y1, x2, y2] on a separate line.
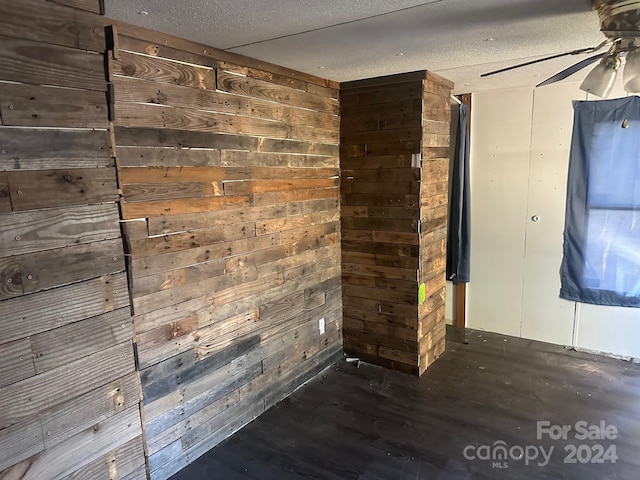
[418, 282, 426, 304]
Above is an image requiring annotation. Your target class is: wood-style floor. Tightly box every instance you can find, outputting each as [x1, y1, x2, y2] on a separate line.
[170, 327, 640, 479]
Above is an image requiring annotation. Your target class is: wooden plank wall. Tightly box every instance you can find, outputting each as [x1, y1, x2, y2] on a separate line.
[418, 72, 454, 374]
[107, 23, 343, 480]
[0, 1, 145, 479]
[340, 71, 452, 376]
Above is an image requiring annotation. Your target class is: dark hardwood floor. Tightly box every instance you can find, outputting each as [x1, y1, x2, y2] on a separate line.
[170, 327, 640, 479]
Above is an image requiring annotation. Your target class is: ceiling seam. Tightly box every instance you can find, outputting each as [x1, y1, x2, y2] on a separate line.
[224, 0, 449, 51]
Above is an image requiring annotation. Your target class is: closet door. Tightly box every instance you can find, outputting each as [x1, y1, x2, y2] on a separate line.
[520, 83, 580, 345]
[466, 88, 532, 337]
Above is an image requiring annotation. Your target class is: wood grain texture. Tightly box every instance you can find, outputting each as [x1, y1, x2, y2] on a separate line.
[114, 126, 338, 156]
[112, 20, 339, 90]
[0, 203, 120, 257]
[0, 172, 11, 212]
[0, 35, 107, 91]
[113, 51, 215, 90]
[0, 338, 35, 388]
[0, 127, 111, 170]
[7, 168, 118, 211]
[109, 20, 342, 476]
[0, 5, 142, 478]
[0, 83, 108, 128]
[61, 436, 146, 480]
[114, 102, 338, 144]
[30, 307, 132, 373]
[217, 71, 339, 115]
[0, 341, 135, 430]
[10, 238, 125, 298]
[0, 273, 129, 344]
[1, 405, 142, 479]
[0, 0, 105, 52]
[113, 77, 339, 129]
[117, 146, 221, 168]
[121, 195, 250, 220]
[340, 71, 451, 376]
[41, 372, 141, 450]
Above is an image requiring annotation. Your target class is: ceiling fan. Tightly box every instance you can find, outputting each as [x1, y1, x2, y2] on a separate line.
[481, 0, 640, 98]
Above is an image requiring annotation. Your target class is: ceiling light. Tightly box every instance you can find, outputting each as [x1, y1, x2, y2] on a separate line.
[579, 54, 621, 98]
[623, 47, 640, 93]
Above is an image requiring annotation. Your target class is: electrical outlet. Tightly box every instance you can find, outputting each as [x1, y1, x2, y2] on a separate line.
[318, 317, 325, 334]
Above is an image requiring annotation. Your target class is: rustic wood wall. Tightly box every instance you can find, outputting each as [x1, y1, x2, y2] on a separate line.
[340, 71, 452, 376]
[0, 1, 146, 479]
[107, 23, 343, 480]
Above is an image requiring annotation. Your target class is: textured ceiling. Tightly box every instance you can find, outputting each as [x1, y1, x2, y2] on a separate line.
[104, 0, 605, 93]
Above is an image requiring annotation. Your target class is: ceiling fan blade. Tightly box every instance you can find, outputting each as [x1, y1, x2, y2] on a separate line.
[536, 53, 606, 87]
[480, 40, 611, 78]
[480, 49, 596, 78]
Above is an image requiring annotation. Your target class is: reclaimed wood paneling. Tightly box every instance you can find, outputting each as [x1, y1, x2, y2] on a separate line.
[0, 83, 109, 128]
[0, 128, 112, 170]
[0, 35, 107, 91]
[112, 51, 215, 90]
[340, 71, 451, 376]
[0, 172, 11, 212]
[112, 21, 339, 91]
[0, 0, 105, 52]
[110, 22, 341, 480]
[7, 168, 118, 211]
[0, 3, 143, 478]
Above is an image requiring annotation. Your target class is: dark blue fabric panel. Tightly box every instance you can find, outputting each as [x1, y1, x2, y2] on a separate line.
[446, 103, 471, 284]
[560, 96, 640, 307]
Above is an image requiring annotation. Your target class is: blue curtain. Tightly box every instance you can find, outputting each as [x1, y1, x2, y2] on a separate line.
[560, 96, 640, 307]
[446, 103, 470, 284]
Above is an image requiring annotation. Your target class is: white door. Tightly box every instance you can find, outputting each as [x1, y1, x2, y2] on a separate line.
[520, 83, 581, 345]
[468, 85, 577, 344]
[467, 81, 640, 358]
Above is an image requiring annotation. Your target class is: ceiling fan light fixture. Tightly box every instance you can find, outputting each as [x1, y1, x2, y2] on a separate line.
[623, 47, 640, 92]
[579, 54, 621, 98]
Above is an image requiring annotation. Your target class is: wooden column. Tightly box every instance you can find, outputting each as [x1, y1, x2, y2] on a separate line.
[341, 71, 453, 376]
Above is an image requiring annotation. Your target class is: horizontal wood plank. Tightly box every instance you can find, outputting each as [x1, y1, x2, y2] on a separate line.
[3, 405, 142, 480]
[0, 0, 105, 52]
[117, 146, 221, 168]
[121, 195, 250, 220]
[217, 71, 339, 115]
[114, 102, 338, 144]
[0, 127, 111, 170]
[7, 168, 118, 211]
[0, 273, 129, 344]
[61, 436, 146, 480]
[0, 338, 36, 388]
[113, 77, 339, 130]
[0, 341, 135, 430]
[113, 51, 215, 90]
[0, 83, 108, 128]
[112, 21, 338, 89]
[0, 35, 107, 91]
[11, 238, 125, 298]
[0, 203, 120, 258]
[30, 307, 132, 373]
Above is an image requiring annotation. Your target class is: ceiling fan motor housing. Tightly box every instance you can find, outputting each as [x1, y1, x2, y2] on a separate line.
[595, 0, 640, 38]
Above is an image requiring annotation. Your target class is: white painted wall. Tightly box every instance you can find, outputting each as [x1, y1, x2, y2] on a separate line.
[445, 281, 454, 325]
[466, 80, 640, 359]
